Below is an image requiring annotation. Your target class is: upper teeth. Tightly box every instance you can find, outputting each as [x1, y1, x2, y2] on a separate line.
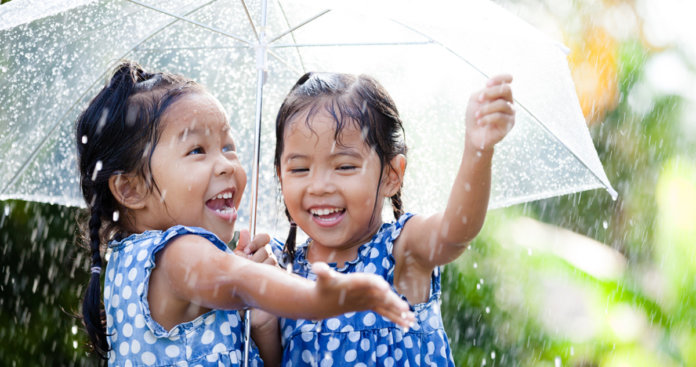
[214, 192, 233, 200]
[311, 208, 342, 216]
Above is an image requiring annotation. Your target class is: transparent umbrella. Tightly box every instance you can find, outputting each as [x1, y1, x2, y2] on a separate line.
[0, 0, 617, 363]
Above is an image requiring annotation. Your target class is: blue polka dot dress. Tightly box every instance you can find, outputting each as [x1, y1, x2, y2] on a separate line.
[104, 225, 263, 366]
[271, 213, 455, 366]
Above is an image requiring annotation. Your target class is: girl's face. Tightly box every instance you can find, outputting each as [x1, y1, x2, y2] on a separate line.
[143, 92, 246, 243]
[278, 110, 395, 257]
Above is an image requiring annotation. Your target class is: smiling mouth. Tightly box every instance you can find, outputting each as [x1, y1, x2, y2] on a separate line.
[206, 191, 236, 215]
[309, 207, 345, 224]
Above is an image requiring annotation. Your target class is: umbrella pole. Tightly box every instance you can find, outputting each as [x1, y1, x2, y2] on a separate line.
[244, 1, 268, 365]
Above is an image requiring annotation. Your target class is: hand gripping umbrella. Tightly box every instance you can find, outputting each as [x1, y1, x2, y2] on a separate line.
[0, 0, 617, 364]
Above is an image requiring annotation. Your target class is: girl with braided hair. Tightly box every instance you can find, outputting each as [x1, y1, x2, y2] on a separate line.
[75, 61, 413, 366]
[271, 72, 515, 366]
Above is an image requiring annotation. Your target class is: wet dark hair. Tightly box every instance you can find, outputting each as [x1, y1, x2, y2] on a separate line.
[273, 72, 407, 264]
[74, 60, 202, 358]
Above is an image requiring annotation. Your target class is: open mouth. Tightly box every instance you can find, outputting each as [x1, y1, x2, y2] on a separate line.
[310, 207, 345, 225]
[206, 190, 237, 219]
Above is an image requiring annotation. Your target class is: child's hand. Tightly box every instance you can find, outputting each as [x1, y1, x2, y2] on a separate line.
[465, 74, 516, 152]
[234, 229, 277, 266]
[312, 262, 415, 329]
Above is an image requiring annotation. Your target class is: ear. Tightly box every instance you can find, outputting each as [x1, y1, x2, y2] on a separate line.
[108, 173, 148, 210]
[383, 154, 406, 197]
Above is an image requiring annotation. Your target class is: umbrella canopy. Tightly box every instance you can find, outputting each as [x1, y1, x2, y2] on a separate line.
[0, 0, 617, 234]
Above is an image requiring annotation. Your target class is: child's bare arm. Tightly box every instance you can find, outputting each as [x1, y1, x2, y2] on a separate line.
[401, 74, 515, 269]
[152, 234, 414, 329]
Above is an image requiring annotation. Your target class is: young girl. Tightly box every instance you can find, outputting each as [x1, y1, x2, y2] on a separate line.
[76, 61, 414, 366]
[272, 72, 515, 365]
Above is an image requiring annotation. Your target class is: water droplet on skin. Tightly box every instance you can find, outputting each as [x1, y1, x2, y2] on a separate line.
[160, 189, 167, 203]
[338, 289, 347, 305]
[462, 216, 468, 224]
[464, 182, 471, 192]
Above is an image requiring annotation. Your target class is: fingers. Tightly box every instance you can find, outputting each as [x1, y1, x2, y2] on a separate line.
[234, 229, 251, 255]
[312, 262, 333, 282]
[234, 231, 276, 265]
[486, 73, 513, 86]
[478, 81, 513, 103]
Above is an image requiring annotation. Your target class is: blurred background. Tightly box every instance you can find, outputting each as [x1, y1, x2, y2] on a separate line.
[1, 0, 694, 366]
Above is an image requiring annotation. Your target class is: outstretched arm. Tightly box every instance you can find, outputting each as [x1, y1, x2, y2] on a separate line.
[150, 233, 414, 331]
[400, 74, 515, 269]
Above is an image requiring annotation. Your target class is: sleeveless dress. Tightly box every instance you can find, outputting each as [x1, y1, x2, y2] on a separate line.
[271, 213, 455, 367]
[104, 225, 263, 366]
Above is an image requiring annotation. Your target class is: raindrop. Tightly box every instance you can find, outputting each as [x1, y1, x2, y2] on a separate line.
[570, 346, 574, 356]
[554, 356, 562, 367]
[81, 135, 88, 144]
[113, 211, 120, 222]
[3, 206, 9, 217]
[481, 358, 487, 366]
[602, 220, 608, 229]
[485, 306, 490, 314]
[338, 289, 347, 305]
[491, 351, 495, 360]
[96, 108, 108, 135]
[479, 278, 484, 284]
[73, 340, 78, 349]
[476, 283, 481, 290]
[90, 162, 104, 183]
[473, 262, 477, 268]
[527, 248, 532, 256]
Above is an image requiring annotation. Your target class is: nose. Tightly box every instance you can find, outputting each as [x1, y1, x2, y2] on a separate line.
[306, 170, 336, 195]
[214, 153, 237, 176]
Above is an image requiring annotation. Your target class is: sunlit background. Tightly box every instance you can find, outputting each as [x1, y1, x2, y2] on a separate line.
[1, 0, 695, 366]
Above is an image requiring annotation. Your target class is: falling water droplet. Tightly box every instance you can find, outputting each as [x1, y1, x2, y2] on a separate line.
[473, 262, 477, 268]
[602, 220, 608, 229]
[113, 211, 120, 222]
[91, 161, 102, 181]
[481, 358, 486, 366]
[527, 248, 532, 256]
[554, 356, 562, 367]
[485, 306, 490, 314]
[81, 135, 88, 144]
[476, 283, 481, 290]
[71, 325, 78, 335]
[490, 351, 496, 360]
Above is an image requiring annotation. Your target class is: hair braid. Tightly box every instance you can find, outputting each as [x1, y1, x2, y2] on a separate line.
[82, 202, 108, 358]
[391, 189, 404, 220]
[282, 208, 297, 266]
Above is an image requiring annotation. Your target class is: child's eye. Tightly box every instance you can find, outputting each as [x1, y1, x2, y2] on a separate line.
[222, 144, 236, 153]
[289, 168, 309, 174]
[187, 147, 204, 155]
[337, 165, 357, 171]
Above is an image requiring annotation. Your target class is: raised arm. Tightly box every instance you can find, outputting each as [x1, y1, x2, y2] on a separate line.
[150, 233, 414, 331]
[399, 74, 515, 269]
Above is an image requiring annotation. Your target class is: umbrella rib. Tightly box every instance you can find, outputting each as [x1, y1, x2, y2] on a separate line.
[267, 9, 331, 45]
[1, 0, 230, 196]
[126, 0, 253, 45]
[266, 48, 304, 76]
[239, 0, 259, 42]
[270, 41, 433, 48]
[389, 19, 617, 198]
[276, 0, 307, 72]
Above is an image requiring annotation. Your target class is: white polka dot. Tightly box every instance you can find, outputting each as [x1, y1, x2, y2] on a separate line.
[220, 321, 231, 335]
[119, 341, 129, 356]
[429, 316, 439, 328]
[384, 356, 395, 367]
[201, 330, 215, 344]
[137, 283, 144, 296]
[106, 313, 113, 328]
[382, 258, 390, 269]
[229, 315, 239, 327]
[380, 328, 389, 337]
[360, 338, 371, 351]
[131, 339, 140, 354]
[108, 268, 115, 281]
[137, 249, 148, 261]
[187, 345, 193, 359]
[124, 360, 132, 367]
[302, 350, 313, 363]
[111, 329, 118, 342]
[377, 344, 388, 357]
[326, 318, 340, 330]
[212, 343, 227, 354]
[112, 294, 121, 308]
[127, 267, 137, 281]
[114, 273, 123, 287]
[345, 350, 357, 362]
[440, 344, 447, 358]
[127, 303, 136, 317]
[348, 331, 360, 342]
[356, 363, 367, 367]
[419, 312, 428, 321]
[415, 353, 421, 365]
[427, 341, 435, 354]
[134, 314, 145, 328]
[165, 345, 180, 357]
[370, 248, 379, 258]
[144, 331, 157, 344]
[327, 337, 340, 351]
[124, 254, 133, 267]
[141, 351, 156, 365]
[344, 312, 356, 318]
[341, 325, 354, 332]
[301, 332, 313, 342]
[122, 323, 133, 337]
[205, 314, 215, 325]
[320, 357, 333, 367]
[364, 263, 377, 274]
[395, 348, 403, 360]
[116, 309, 124, 323]
[363, 312, 376, 326]
[104, 285, 111, 298]
[404, 335, 413, 348]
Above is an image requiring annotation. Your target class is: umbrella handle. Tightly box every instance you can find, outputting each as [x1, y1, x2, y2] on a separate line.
[243, 308, 252, 366]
